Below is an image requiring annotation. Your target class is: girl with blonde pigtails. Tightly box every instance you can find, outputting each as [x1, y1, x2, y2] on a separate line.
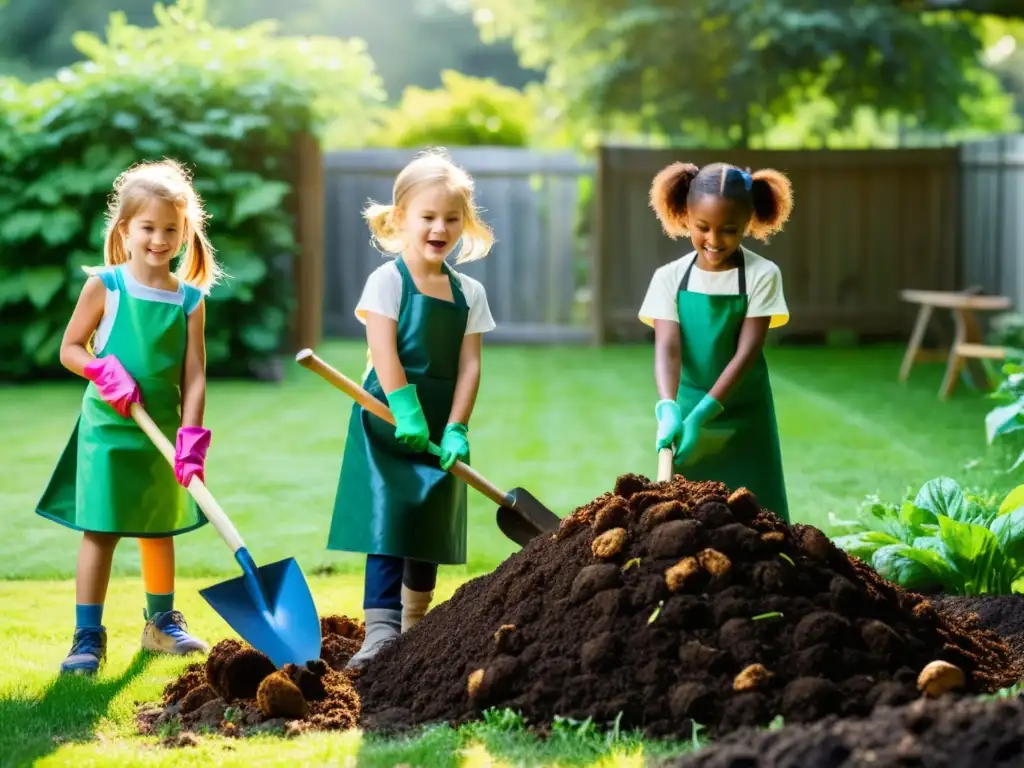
[37, 159, 222, 675]
[328, 148, 497, 668]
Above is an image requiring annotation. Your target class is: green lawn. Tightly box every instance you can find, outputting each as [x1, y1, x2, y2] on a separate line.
[0, 575, 700, 767]
[2, 341, 1008, 581]
[0, 341, 1011, 766]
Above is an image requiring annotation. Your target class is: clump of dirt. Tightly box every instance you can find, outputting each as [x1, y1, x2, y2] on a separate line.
[136, 616, 364, 741]
[666, 693, 1024, 767]
[354, 473, 1020, 740]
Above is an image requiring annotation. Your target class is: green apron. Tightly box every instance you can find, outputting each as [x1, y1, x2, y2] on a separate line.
[328, 257, 469, 565]
[674, 250, 790, 521]
[36, 264, 206, 537]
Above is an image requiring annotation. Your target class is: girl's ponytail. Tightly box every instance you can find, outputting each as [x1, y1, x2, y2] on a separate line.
[175, 225, 220, 294]
[649, 162, 700, 239]
[747, 169, 793, 241]
[363, 201, 403, 254]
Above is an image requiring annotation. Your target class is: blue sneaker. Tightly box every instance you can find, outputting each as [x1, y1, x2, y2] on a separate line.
[60, 626, 107, 676]
[141, 610, 209, 655]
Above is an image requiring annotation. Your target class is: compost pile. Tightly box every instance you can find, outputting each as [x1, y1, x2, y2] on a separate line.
[137, 615, 364, 742]
[665, 693, 1024, 767]
[356, 472, 1019, 740]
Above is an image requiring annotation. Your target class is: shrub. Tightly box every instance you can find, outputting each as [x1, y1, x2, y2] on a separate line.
[374, 69, 533, 148]
[0, 0, 384, 379]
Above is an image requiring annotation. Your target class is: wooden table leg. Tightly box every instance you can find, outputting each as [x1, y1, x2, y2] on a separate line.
[900, 303, 932, 383]
[940, 308, 984, 399]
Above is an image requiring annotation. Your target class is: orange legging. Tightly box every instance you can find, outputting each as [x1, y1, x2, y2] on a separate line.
[138, 537, 175, 595]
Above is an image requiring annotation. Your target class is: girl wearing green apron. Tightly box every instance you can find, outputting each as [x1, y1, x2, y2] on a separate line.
[328, 150, 496, 668]
[639, 161, 794, 521]
[36, 160, 222, 675]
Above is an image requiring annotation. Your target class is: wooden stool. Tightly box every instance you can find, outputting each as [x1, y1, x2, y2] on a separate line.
[898, 288, 1012, 399]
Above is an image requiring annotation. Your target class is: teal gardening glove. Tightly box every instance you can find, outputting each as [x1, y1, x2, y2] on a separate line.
[438, 422, 470, 471]
[387, 384, 430, 452]
[655, 399, 685, 453]
[675, 393, 725, 463]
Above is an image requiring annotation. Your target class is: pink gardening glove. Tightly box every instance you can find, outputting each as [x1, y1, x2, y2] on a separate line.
[175, 426, 211, 487]
[83, 355, 142, 418]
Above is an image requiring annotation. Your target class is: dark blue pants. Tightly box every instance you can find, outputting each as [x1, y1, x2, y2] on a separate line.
[364, 554, 438, 610]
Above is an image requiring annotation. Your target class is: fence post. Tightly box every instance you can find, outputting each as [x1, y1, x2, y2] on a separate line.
[290, 131, 325, 352]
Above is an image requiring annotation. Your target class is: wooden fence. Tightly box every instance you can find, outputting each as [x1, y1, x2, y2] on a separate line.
[961, 135, 1024, 315]
[591, 146, 963, 343]
[320, 147, 593, 342]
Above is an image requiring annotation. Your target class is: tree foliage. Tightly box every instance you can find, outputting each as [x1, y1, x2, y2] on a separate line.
[0, 0, 384, 380]
[471, 0, 1017, 147]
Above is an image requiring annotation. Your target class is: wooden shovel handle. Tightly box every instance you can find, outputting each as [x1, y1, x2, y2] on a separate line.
[295, 349, 510, 508]
[658, 447, 674, 483]
[130, 403, 246, 553]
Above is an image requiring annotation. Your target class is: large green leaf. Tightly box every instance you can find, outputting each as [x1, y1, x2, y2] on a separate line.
[914, 477, 968, 522]
[986, 401, 1024, 444]
[230, 181, 292, 226]
[937, 515, 1011, 594]
[23, 267, 66, 309]
[833, 531, 901, 562]
[871, 544, 943, 592]
[990, 507, 1024, 563]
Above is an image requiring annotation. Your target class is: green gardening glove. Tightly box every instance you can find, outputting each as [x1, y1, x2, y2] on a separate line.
[675, 393, 724, 462]
[387, 383, 430, 452]
[438, 422, 470, 471]
[655, 399, 684, 453]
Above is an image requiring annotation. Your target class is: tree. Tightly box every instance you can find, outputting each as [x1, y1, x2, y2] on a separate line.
[471, 0, 1013, 148]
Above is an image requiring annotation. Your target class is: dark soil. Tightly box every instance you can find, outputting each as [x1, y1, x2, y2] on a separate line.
[936, 596, 1024, 663]
[354, 472, 1021, 740]
[664, 693, 1024, 767]
[136, 615, 365, 742]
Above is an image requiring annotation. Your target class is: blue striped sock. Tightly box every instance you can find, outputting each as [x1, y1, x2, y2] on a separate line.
[76, 603, 103, 629]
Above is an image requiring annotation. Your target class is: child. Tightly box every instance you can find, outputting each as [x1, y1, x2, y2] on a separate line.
[329, 148, 496, 668]
[36, 159, 222, 675]
[638, 161, 793, 521]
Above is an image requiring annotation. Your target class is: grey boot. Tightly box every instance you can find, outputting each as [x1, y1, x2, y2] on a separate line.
[346, 608, 401, 670]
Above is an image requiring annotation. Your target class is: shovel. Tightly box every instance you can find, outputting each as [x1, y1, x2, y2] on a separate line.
[129, 403, 322, 669]
[295, 348, 561, 547]
[657, 425, 734, 482]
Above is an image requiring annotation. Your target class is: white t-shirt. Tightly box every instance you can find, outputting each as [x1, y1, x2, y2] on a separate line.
[638, 248, 789, 329]
[355, 260, 496, 335]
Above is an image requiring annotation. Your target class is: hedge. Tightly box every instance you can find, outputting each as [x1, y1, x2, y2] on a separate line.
[0, 0, 384, 379]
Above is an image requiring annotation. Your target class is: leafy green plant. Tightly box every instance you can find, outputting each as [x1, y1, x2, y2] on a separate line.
[0, 0, 383, 379]
[830, 477, 1024, 595]
[984, 361, 1024, 472]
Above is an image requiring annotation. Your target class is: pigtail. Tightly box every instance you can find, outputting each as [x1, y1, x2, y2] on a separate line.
[747, 168, 793, 242]
[454, 206, 495, 264]
[175, 225, 222, 294]
[364, 201, 404, 255]
[101, 218, 130, 267]
[649, 162, 700, 239]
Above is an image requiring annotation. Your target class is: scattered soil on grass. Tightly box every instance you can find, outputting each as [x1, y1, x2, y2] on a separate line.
[936, 596, 1024, 664]
[665, 693, 1024, 767]
[354, 472, 1020, 740]
[136, 615, 364, 742]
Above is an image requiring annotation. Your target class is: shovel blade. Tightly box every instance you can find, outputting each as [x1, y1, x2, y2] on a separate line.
[496, 487, 561, 547]
[200, 557, 322, 669]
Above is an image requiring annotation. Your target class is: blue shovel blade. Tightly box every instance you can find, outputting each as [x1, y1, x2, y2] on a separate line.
[199, 551, 322, 669]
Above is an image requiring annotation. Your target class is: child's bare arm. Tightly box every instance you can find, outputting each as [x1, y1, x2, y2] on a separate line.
[447, 332, 482, 425]
[708, 316, 770, 402]
[365, 312, 408, 393]
[180, 300, 207, 427]
[59, 276, 106, 377]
